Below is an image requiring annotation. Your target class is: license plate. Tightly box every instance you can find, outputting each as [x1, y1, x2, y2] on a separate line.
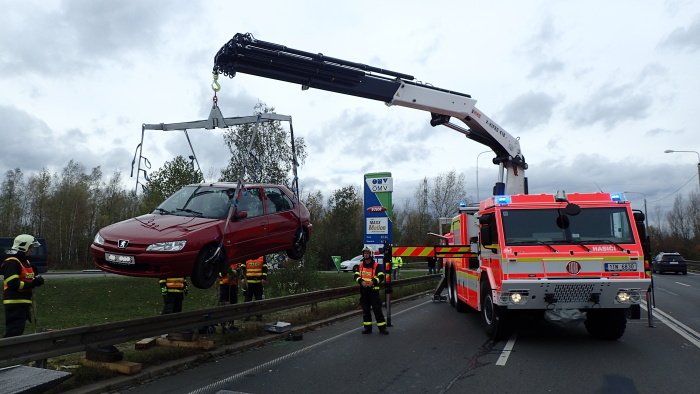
[105, 252, 135, 265]
[604, 263, 637, 272]
[669, 261, 678, 264]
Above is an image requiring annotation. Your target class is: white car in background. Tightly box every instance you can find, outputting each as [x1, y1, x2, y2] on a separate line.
[339, 255, 362, 272]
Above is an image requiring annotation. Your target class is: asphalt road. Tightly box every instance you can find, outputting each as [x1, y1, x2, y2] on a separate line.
[119, 273, 700, 394]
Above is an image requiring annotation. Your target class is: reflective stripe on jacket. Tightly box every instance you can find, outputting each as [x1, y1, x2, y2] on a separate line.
[354, 260, 385, 290]
[219, 262, 239, 285]
[243, 257, 267, 283]
[159, 277, 187, 293]
[2, 256, 35, 304]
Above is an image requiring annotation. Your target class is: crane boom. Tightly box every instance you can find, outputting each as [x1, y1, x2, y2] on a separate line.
[214, 33, 528, 195]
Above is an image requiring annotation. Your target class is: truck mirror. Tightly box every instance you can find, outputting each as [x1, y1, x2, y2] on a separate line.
[633, 211, 645, 221]
[564, 203, 581, 216]
[556, 215, 570, 229]
[480, 226, 492, 245]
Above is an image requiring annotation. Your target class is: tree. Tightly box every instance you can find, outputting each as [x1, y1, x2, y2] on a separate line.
[312, 186, 364, 269]
[219, 102, 307, 187]
[25, 169, 52, 237]
[0, 168, 26, 235]
[142, 155, 203, 212]
[429, 170, 467, 218]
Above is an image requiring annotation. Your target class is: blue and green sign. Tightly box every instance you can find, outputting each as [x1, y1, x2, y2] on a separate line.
[363, 172, 393, 254]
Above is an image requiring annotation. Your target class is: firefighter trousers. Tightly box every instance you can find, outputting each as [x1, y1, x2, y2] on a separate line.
[3, 303, 31, 337]
[359, 288, 386, 330]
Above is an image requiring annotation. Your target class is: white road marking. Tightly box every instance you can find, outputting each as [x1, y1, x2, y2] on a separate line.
[642, 303, 700, 349]
[674, 282, 691, 287]
[496, 335, 517, 366]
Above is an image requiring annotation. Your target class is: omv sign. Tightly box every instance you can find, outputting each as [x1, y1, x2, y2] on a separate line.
[365, 177, 393, 192]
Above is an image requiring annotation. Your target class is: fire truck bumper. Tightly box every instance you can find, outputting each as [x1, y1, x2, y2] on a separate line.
[496, 279, 650, 310]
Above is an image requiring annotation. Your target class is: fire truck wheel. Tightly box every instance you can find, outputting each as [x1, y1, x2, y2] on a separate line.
[584, 309, 627, 340]
[481, 285, 511, 340]
[447, 269, 458, 308]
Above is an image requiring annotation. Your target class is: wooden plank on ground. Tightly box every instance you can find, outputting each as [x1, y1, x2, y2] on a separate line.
[80, 358, 142, 375]
[155, 337, 215, 350]
[135, 337, 157, 350]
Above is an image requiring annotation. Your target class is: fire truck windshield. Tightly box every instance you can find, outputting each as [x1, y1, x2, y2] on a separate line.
[501, 207, 634, 245]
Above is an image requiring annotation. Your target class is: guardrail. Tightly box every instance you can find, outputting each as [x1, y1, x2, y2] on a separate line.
[685, 260, 700, 271]
[0, 275, 437, 368]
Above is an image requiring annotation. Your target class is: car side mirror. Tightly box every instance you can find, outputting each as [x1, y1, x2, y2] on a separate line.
[234, 210, 248, 220]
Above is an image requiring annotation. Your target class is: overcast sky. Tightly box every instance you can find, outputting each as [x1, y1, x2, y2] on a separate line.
[1, 0, 699, 226]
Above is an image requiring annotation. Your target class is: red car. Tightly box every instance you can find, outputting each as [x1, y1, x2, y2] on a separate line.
[91, 183, 312, 288]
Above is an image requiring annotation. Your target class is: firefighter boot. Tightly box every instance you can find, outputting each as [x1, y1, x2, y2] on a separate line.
[379, 327, 389, 335]
[362, 326, 372, 334]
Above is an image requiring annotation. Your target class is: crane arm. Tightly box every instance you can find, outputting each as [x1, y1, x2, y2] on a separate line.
[213, 33, 527, 195]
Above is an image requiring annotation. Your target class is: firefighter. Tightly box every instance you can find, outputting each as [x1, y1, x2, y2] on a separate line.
[355, 246, 388, 335]
[241, 256, 267, 321]
[2, 234, 44, 337]
[159, 277, 188, 314]
[218, 261, 240, 331]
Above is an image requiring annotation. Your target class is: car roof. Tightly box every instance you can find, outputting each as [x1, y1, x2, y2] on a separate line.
[186, 182, 289, 188]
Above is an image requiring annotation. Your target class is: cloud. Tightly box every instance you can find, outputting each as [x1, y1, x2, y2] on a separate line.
[500, 92, 559, 130]
[528, 60, 565, 78]
[566, 83, 653, 129]
[0, 0, 198, 75]
[659, 15, 700, 52]
[0, 105, 131, 179]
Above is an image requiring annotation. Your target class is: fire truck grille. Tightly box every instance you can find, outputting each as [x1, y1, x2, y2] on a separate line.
[554, 284, 594, 303]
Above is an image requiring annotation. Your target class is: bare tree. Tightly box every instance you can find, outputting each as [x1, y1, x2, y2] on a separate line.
[220, 102, 307, 187]
[429, 170, 467, 219]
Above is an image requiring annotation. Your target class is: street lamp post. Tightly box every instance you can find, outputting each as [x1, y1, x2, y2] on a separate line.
[475, 150, 491, 202]
[664, 149, 700, 189]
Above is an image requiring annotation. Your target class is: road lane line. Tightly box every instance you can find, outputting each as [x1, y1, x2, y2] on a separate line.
[188, 300, 433, 394]
[674, 282, 691, 287]
[496, 335, 517, 366]
[642, 303, 700, 349]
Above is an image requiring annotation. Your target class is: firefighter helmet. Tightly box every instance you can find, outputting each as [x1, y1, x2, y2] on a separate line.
[12, 234, 41, 252]
[362, 246, 372, 254]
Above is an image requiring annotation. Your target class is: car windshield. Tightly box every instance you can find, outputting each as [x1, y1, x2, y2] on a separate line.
[154, 185, 234, 219]
[501, 207, 634, 245]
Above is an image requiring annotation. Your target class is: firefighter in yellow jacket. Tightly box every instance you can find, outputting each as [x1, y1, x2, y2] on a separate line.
[241, 256, 267, 321]
[159, 277, 188, 314]
[2, 234, 44, 337]
[354, 247, 388, 335]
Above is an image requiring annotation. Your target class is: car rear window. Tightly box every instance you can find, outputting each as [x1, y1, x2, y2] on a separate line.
[661, 254, 684, 261]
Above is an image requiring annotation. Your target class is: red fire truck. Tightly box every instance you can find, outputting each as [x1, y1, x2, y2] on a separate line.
[212, 33, 652, 340]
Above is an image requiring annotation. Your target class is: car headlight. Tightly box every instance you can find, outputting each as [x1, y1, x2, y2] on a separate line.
[93, 233, 104, 246]
[146, 240, 187, 252]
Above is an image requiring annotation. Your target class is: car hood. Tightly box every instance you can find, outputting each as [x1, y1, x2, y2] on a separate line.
[99, 214, 222, 241]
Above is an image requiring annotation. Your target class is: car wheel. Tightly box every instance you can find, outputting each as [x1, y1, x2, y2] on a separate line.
[286, 228, 307, 260]
[191, 245, 222, 289]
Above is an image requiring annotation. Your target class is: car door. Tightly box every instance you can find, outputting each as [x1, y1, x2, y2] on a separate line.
[263, 186, 298, 250]
[225, 187, 270, 259]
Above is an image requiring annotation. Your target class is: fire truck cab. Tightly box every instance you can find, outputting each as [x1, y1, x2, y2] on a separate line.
[444, 192, 649, 340]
